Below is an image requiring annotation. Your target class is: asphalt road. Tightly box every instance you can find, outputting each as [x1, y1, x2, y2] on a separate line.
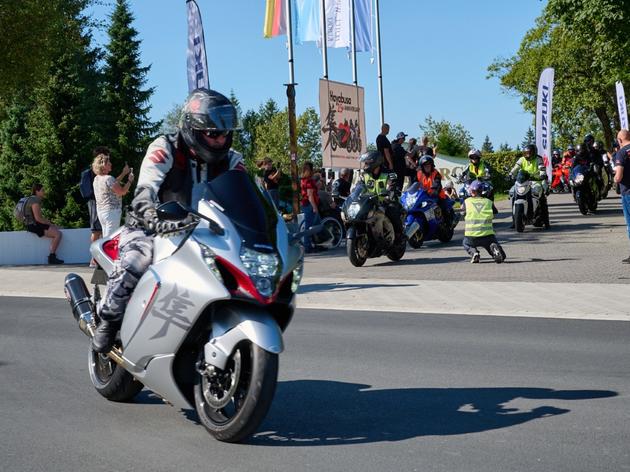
[1, 297, 629, 472]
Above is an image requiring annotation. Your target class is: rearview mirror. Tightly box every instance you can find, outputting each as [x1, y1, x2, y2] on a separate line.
[157, 201, 190, 221]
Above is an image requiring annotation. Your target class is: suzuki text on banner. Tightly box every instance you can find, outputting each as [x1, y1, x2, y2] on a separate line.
[187, 0, 209, 92]
[535, 68, 554, 180]
[319, 79, 366, 169]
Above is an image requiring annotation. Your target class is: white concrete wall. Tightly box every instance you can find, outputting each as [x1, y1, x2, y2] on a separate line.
[0, 228, 92, 265]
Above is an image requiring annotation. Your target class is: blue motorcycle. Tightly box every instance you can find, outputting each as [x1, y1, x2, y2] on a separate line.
[400, 183, 459, 249]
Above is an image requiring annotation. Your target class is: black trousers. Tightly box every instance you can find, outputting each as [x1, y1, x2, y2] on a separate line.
[463, 235, 504, 257]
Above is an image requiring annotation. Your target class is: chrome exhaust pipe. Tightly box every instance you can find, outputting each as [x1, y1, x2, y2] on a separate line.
[64, 273, 96, 337]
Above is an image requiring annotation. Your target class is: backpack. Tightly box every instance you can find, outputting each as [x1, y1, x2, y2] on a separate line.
[13, 196, 32, 224]
[79, 167, 94, 200]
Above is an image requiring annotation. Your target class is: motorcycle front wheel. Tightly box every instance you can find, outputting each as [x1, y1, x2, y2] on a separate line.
[408, 230, 424, 248]
[194, 341, 278, 443]
[347, 234, 368, 267]
[575, 191, 588, 215]
[437, 226, 454, 242]
[514, 205, 525, 232]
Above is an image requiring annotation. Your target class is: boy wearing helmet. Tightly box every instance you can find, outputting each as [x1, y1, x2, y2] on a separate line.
[93, 88, 245, 353]
[463, 180, 506, 264]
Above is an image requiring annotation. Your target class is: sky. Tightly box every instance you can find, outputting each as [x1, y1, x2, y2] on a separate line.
[87, 0, 548, 150]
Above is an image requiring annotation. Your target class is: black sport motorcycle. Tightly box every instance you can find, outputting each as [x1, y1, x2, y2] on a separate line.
[342, 184, 406, 267]
[570, 164, 599, 215]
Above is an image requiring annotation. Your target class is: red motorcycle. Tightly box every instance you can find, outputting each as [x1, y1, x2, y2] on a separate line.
[551, 163, 571, 193]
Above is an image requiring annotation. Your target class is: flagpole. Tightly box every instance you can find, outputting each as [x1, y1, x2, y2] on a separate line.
[285, 0, 299, 221]
[350, 0, 358, 85]
[320, 0, 329, 79]
[374, 0, 384, 124]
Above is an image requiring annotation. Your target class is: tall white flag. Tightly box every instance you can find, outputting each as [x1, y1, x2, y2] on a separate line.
[324, 0, 350, 48]
[187, 0, 209, 92]
[617, 81, 628, 131]
[535, 68, 554, 180]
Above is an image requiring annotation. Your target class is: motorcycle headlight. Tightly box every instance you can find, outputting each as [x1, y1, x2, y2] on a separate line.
[574, 174, 584, 184]
[240, 247, 280, 297]
[405, 196, 417, 210]
[516, 184, 528, 196]
[421, 201, 428, 208]
[346, 202, 361, 219]
[199, 244, 223, 283]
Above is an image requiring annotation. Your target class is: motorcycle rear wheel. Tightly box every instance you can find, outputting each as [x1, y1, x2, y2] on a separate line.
[88, 347, 143, 402]
[194, 341, 278, 443]
[347, 235, 368, 267]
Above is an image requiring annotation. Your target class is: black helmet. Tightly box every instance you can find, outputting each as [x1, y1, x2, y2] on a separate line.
[576, 144, 583, 153]
[523, 143, 537, 157]
[584, 134, 595, 146]
[359, 151, 383, 173]
[594, 140, 604, 150]
[567, 144, 575, 151]
[552, 148, 561, 156]
[419, 155, 435, 168]
[179, 88, 240, 165]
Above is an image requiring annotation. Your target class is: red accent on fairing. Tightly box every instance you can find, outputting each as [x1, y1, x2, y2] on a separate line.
[103, 236, 120, 261]
[215, 255, 287, 305]
[139, 283, 160, 324]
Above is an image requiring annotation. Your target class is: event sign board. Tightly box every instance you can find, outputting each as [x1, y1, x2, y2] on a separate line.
[319, 79, 367, 169]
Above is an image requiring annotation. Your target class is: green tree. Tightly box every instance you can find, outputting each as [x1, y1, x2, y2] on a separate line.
[521, 127, 535, 148]
[481, 135, 494, 153]
[418, 116, 473, 157]
[159, 103, 183, 135]
[488, 0, 630, 148]
[102, 0, 158, 170]
[499, 142, 512, 152]
[297, 107, 322, 167]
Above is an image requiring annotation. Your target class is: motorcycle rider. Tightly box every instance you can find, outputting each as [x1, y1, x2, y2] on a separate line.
[417, 155, 453, 225]
[461, 148, 497, 213]
[356, 150, 404, 243]
[584, 134, 605, 190]
[552, 149, 562, 166]
[331, 167, 352, 206]
[462, 180, 506, 264]
[509, 144, 550, 228]
[92, 88, 245, 353]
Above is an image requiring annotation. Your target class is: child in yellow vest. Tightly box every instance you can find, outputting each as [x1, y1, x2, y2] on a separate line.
[463, 180, 506, 263]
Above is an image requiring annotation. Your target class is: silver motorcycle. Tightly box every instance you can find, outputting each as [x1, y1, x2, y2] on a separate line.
[64, 170, 309, 442]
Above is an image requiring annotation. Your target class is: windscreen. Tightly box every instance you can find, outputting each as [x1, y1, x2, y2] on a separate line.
[203, 171, 277, 251]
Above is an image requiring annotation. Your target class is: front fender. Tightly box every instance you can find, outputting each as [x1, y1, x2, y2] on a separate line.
[204, 304, 283, 370]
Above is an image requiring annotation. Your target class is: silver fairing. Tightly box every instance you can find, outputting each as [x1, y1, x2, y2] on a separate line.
[89, 194, 302, 409]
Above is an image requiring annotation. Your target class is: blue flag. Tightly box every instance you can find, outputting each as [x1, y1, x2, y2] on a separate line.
[353, 0, 372, 53]
[296, 0, 319, 44]
[187, 0, 209, 92]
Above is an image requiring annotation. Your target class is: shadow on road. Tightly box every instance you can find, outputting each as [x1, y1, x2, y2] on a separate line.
[299, 282, 415, 294]
[251, 380, 616, 446]
[373, 255, 469, 267]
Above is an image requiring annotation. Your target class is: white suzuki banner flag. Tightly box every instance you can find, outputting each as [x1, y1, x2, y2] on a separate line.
[616, 81, 628, 131]
[187, 0, 209, 92]
[535, 68, 554, 180]
[324, 0, 350, 48]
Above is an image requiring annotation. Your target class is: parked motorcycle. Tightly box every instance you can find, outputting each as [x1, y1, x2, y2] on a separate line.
[400, 183, 459, 249]
[509, 169, 550, 232]
[342, 183, 406, 267]
[64, 170, 308, 443]
[570, 164, 599, 215]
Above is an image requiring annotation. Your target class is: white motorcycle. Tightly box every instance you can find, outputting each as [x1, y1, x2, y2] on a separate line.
[64, 170, 311, 443]
[509, 169, 550, 232]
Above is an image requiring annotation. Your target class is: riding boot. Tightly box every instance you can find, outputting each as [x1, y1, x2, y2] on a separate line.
[92, 320, 122, 353]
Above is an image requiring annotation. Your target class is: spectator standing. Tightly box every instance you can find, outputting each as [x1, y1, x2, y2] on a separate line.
[614, 129, 630, 263]
[332, 168, 352, 206]
[23, 183, 64, 264]
[417, 136, 435, 157]
[261, 157, 281, 206]
[300, 161, 322, 253]
[391, 131, 408, 191]
[83, 146, 109, 245]
[406, 137, 420, 169]
[92, 153, 134, 237]
[376, 123, 394, 171]
[314, 173, 336, 215]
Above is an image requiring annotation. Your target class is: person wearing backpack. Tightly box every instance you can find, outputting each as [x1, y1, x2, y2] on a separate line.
[22, 183, 64, 264]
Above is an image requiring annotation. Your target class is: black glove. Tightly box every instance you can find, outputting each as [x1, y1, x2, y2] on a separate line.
[151, 214, 198, 236]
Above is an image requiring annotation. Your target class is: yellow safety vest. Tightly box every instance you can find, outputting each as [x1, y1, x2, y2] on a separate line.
[363, 173, 389, 201]
[519, 157, 539, 178]
[464, 197, 495, 237]
[468, 161, 487, 179]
